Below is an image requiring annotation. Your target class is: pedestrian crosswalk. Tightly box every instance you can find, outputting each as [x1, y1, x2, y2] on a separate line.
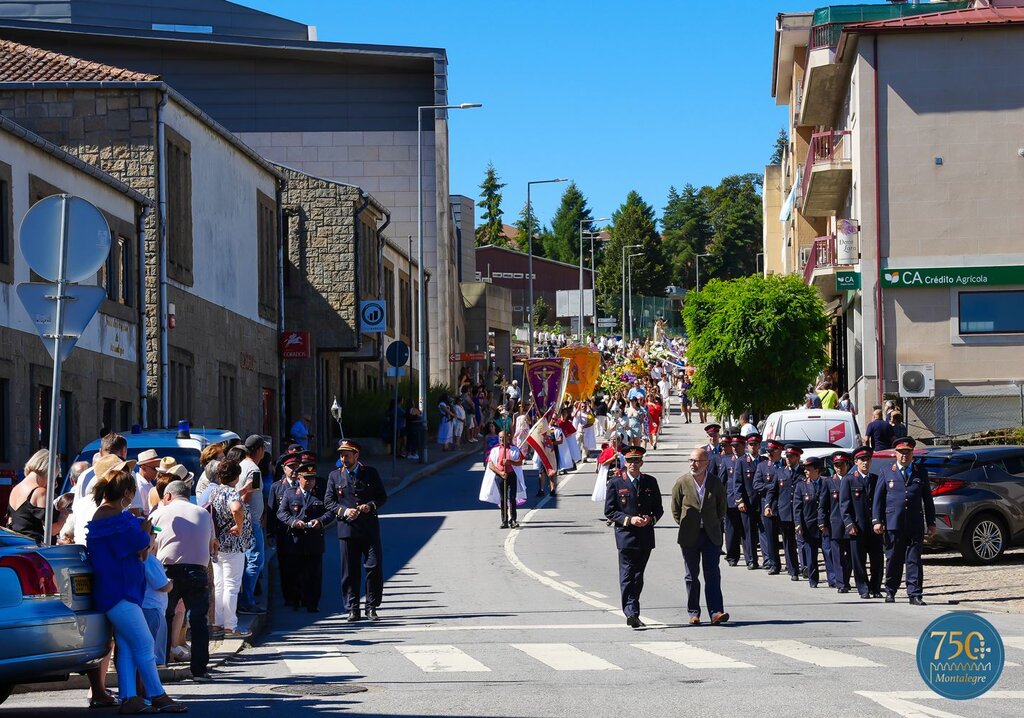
[274, 635, 1024, 677]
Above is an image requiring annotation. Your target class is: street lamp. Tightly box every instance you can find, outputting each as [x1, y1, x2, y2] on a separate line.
[526, 178, 568, 356]
[628, 252, 644, 341]
[578, 217, 609, 342]
[621, 244, 641, 339]
[418, 101, 481, 464]
[588, 225, 610, 330]
[695, 252, 711, 292]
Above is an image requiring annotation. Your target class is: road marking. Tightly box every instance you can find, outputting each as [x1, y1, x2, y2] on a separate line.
[543, 570, 560, 577]
[632, 641, 754, 669]
[563, 581, 582, 588]
[1003, 636, 1024, 652]
[396, 645, 490, 673]
[856, 691, 1024, 718]
[586, 591, 608, 599]
[512, 643, 620, 671]
[858, 637, 1020, 666]
[362, 623, 630, 633]
[742, 639, 882, 667]
[503, 471, 662, 626]
[278, 644, 360, 675]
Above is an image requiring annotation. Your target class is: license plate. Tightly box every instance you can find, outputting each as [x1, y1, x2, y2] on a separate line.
[72, 574, 92, 595]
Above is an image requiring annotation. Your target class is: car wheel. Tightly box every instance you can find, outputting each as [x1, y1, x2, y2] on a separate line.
[961, 513, 1007, 564]
[0, 684, 12, 706]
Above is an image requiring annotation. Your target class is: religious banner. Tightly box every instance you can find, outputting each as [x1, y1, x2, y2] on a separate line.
[558, 347, 602, 401]
[524, 357, 570, 416]
[525, 417, 558, 476]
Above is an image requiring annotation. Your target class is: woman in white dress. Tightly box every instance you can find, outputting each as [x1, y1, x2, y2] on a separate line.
[437, 394, 454, 450]
[577, 400, 598, 455]
[558, 407, 582, 466]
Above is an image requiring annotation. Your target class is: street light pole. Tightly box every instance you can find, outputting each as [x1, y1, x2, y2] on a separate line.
[577, 217, 609, 343]
[628, 252, 643, 341]
[621, 243, 641, 339]
[695, 252, 711, 292]
[417, 101, 481, 463]
[526, 178, 568, 356]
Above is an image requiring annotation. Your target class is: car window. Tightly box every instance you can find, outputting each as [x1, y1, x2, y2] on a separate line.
[779, 419, 854, 448]
[997, 456, 1024, 476]
[918, 456, 973, 478]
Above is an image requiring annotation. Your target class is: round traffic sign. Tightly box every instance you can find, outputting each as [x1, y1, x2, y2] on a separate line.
[19, 195, 111, 283]
[386, 340, 410, 367]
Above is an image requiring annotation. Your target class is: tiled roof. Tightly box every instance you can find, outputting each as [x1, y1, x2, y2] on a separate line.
[845, 5, 1024, 32]
[0, 38, 160, 83]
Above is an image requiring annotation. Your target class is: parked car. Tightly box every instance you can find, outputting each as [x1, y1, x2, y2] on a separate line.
[62, 425, 240, 495]
[0, 527, 110, 704]
[761, 408, 861, 463]
[872, 445, 1024, 564]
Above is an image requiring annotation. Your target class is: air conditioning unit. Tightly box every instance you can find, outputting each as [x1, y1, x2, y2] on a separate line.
[898, 363, 935, 398]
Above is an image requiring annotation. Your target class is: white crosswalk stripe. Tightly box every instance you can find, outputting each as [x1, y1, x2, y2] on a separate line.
[741, 639, 883, 667]
[396, 645, 491, 672]
[278, 644, 360, 675]
[632, 641, 754, 669]
[858, 637, 1020, 666]
[511, 643, 621, 671]
[1003, 636, 1024, 652]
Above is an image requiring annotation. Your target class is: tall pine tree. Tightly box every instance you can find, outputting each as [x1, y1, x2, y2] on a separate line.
[475, 162, 507, 246]
[661, 184, 712, 289]
[702, 173, 763, 281]
[596, 191, 667, 321]
[513, 200, 551, 256]
[545, 182, 593, 265]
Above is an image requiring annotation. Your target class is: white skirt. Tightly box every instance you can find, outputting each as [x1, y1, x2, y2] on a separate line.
[591, 463, 611, 503]
[565, 433, 582, 463]
[479, 466, 527, 505]
[581, 426, 597, 451]
[556, 442, 574, 470]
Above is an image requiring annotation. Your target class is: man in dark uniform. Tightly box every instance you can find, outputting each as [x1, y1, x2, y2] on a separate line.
[739, 434, 764, 569]
[841, 445, 884, 599]
[766, 445, 803, 581]
[703, 423, 723, 456]
[793, 457, 825, 588]
[753, 439, 784, 574]
[277, 464, 336, 612]
[324, 439, 389, 621]
[721, 437, 746, 567]
[268, 447, 303, 607]
[873, 436, 936, 605]
[819, 451, 853, 593]
[604, 446, 664, 629]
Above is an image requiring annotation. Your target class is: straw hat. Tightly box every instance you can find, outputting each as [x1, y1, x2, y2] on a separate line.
[93, 454, 137, 481]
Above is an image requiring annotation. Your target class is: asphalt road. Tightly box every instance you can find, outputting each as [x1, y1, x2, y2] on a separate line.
[8, 416, 1024, 717]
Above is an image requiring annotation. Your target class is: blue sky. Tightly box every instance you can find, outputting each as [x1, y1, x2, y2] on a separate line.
[245, 0, 815, 228]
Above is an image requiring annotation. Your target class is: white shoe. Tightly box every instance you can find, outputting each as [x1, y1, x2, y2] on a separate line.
[170, 645, 191, 662]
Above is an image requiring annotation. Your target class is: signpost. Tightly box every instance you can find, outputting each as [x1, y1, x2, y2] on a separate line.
[359, 299, 387, 333]
[835, 271, 861, 291]
[279, 330, 311, 359]
[881, 265, 1024, 289]
[17, 195, 111, 542]
[597, 317, 617, 329]
[449, 351, 485, 363]
[386, 340, 410, 478]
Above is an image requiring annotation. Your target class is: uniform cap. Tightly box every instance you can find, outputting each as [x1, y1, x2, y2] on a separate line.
[893, 436, 917, 450]
[704, 423, 721, 435]
[745, 433, 762, 444]
[623, 446, 647, 461]
[337, 439, 362, 453]
[802, 456, 823, 469]
[852, 445, 873, 461]
[784, 444, 803, 456]
[296, 464, 318, 479]
[765, 439, 785, 451]
[831, 451, 853, 464]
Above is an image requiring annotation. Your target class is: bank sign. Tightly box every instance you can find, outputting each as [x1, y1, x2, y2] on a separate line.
[881, 265, 1024, 289]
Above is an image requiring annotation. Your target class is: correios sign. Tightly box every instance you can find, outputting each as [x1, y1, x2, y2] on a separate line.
[881, 265, 1024, 289]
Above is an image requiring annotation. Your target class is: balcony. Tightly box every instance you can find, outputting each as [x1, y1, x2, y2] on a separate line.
[800, 130, 851, 218]
[802, 234, 836, 285]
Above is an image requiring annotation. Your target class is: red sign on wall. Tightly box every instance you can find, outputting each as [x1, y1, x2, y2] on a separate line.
[280, 331, 311, 359]
[828, 423, 846, 444]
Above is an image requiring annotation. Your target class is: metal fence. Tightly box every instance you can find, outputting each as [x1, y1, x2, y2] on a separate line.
[907, 390, 1024, 438]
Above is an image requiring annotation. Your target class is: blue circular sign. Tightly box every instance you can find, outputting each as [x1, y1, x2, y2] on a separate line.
[916, 612, 1004, 700]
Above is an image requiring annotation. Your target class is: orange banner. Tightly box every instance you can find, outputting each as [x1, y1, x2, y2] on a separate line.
[558, 347, 602, 401]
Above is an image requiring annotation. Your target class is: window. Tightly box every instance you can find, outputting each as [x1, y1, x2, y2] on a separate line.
[218, 365, 237, 429]
[0, 160, 12, 283]
[165, 128, 193, 285]
[399, 274, 411, 341]
[169, 350, 194, 425]
[96, 217, 136, 310]
[119, 401, 133, 433]
[383, 264, 395, 335]
[358, 217, 377, 302]
[959, 291, 1024, 335]
[257, 191, 277, 321]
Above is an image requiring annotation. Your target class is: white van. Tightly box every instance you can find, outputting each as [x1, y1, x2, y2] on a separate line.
[760, 409, 861, 462]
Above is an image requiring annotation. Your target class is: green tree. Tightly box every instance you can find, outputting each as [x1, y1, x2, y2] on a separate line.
[513, 200, 551, 256]
[682, 274, 829, 418]
[769, 127, 788, 165]
[545, 182, 593, 265]
[661, 184, 713, 289]
[532, 296, 552, 326]
[596, 191, 667, 321]
[698, 173, 763, 282]
[475, 162, 507, 246]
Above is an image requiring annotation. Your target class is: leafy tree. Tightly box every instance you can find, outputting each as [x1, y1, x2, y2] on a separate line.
[769, 127, 788, 165]
[682, 274, 829, 418]
[701, 173, 763, 281]
[661, 184, 712, 289]
[545, 182, 593, 265]
[475, 162, 507, 246]
[596, 191, 667, 321]
[532, 296, 552, 325]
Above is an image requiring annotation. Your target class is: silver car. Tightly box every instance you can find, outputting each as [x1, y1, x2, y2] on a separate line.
[0, 528, 111, 704]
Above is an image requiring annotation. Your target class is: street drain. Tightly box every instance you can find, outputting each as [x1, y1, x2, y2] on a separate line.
[270, 683, 369, 697]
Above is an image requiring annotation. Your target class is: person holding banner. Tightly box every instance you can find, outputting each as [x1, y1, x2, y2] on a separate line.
[527, 418, 560, 498]
[559, 407, 582, 466]
[591, 433, 627, 504]
[479, 431, 526, 529]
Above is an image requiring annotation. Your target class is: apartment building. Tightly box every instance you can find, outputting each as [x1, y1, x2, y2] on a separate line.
[765, 0, 1024, 437]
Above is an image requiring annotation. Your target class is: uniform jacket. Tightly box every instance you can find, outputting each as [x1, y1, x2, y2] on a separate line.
[752, 460, 781, 503]
[277, 487, 336, 555]
[604, 472, 665, 551]
[718, 454, 742, 504]
[872, 462, 936, 537]
[724, 455, 749, 508]
[671, 473, 727, 547]
[324, 463, 388, 539]
[740, 453, 764, 510]
[793, 478, 823, 537]
[766, 462, 802, 522]
[267, 477, 298, 535]
[840, 470, 877, 535]
[818, 474, 846, 537]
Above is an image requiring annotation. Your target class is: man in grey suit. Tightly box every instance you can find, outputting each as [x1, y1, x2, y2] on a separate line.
[671, 447, 730, 625]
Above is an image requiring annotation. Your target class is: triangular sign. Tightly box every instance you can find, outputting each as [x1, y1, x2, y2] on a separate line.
[16, 282, 107, 362]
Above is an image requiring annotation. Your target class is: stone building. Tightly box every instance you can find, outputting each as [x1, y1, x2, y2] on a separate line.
[0, 114, 149, 473]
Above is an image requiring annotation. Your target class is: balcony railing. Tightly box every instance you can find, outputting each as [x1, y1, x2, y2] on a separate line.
[802, 234, 836, 284]
[810, 22, 843, 51]
[801, 129, 851, 203]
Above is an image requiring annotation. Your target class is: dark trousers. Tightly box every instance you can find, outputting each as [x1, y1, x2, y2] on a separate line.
[849, 531, 883, 596]
[830, 536, 852, 590]
[796, 527, 807, 572]
[724, 507, 744, 563]
[740, 509, 760, 566]
[164, 563, 210, 677]
[885, 532, 924, 598]
[278, 536, 301, 606]
[821, 532, 838, 586]
[681, 532, 724, 618]
[340, 534, 384, 611]
[297, 552, 324, 610]
[779, 520, 799, 577]
[498, 475, 517, 524]
[617, 547, 651, 619]
[800, 528, 821, 586]
[760, 513, 779, 569]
